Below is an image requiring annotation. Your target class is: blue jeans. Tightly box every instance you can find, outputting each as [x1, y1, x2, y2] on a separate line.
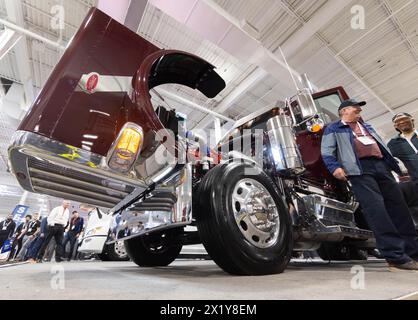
[349, 158, 418, 264]
[63, 231, 77, 260]
[26, 235, 46, 259]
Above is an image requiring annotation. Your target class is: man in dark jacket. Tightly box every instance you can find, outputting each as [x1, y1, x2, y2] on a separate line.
[321, 99, 418, 271]
[16, 213, 41, 261]
[26, 216, 48, 263]
[0, 214, 16, 249]
[63, 211, 84, 261]
[8, 215, 31, 260]
[388, 112, 418, 181]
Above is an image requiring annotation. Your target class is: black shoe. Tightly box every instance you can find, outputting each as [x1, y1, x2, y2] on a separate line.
[55, 258, 63, 263]
[388, 261, 418, 271]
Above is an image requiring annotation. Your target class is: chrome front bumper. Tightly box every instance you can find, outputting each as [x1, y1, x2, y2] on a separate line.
[8, 131, 193, 241]
[8, 131, 148, 208]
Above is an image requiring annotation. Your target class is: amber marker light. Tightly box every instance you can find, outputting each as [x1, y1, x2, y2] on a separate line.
[307, 117, 324, 133]
[311, 123, 322, 133]
[107, 123, 144, 173]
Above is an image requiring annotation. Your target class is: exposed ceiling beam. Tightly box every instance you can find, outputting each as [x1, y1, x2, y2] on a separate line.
[321, 0, 417, 124]
[150, 0, 350, 130]
[127, 0, 149, 33]
[98, 0, 148, 36]
[280, 0, 397, 117]
[0, 17, 65, 50]
[335, 0, 414, 57]
[381, 0, 418, 62]
[148, 0, 303, 126]
[0, 29, 21, 60]
[195, 67, 267, 129]
[326, 42, 394, 115]
[4, 0, 35, 107]
[279, 0, 350, 57]
[154, 87, 234, 122]
[369, 98, 418, 129]
[97, 0, 132, 24]
[197, 0, 349, 130]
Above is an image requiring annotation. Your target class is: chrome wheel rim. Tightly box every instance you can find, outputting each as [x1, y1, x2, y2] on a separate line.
[232, 178, 280, 248]
[114, 240, 127, 258]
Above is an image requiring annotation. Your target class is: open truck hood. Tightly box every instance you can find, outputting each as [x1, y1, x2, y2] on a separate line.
[8, 7, 225, 208]
[18, 7, 225, 157]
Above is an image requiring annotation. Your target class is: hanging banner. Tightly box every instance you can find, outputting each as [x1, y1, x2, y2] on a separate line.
[12, 205, 30, 225]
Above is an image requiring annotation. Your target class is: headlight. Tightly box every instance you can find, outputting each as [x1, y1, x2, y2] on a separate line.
[107, 122, 144, 173]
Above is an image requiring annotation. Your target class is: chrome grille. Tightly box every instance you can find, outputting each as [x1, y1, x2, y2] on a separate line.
[27, 158, 136, 208]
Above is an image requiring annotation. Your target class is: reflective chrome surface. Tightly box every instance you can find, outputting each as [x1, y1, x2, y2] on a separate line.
[114, 240, 128, 258]
[109, 164, 193, 242]
[173, 163, 192, 224]
[302, 194, 358, 227]
[232, 178, 280, 248]
[8, 131, 148, 208]
[266, 115, 304, 175]
[296, 88, 319, 119]
[291, 193, 371, 243]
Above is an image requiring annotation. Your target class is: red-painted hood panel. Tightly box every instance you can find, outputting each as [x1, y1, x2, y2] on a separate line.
[18, 7, 225, 157]
[18, 8, 160, 156]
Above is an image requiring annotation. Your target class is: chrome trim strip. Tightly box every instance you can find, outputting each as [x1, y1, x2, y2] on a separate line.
[31, 178, 122, 203]
[33, 186, 116, 208]
[28, 168, 130, 197]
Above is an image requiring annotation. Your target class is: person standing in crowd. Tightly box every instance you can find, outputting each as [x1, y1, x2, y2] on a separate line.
[321, 99, 418, 271]
[388, 113, 418, 181]
[36, 200, 70, 263]
[63, 211, 84, 261]
[16, 213, 41, 261]
[26, 215, 48, 263]
[8, 215, 31, 260]
[388, 113, 418, 229]
[0, 214, 16, 250]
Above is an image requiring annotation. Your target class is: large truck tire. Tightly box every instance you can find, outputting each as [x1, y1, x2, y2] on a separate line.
[124, 228, 183, 267]
[195, 162, 293, 275]
[98, 241, 130, 261]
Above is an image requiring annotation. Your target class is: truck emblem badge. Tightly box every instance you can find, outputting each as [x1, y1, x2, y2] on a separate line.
[77, 73, 132, 96]
[84, 72, 99, 94]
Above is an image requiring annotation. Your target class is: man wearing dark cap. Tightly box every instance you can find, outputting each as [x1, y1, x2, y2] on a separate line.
[388, 113, 418, 181]
[321, 99, 418, 271]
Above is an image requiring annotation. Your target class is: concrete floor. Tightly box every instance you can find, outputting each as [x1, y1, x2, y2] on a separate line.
[0, 258, 417, 300]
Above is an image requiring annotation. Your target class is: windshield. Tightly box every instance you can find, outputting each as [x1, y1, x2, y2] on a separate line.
[314, 93, 342, 123]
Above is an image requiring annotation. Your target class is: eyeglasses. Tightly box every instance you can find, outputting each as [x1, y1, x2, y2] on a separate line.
[394, 119, 412, 125]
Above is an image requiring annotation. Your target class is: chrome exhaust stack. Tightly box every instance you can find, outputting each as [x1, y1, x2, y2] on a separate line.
[266, 115, 305, 176]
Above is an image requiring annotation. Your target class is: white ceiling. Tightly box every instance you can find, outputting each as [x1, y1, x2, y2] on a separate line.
[0, 0, 417, 214]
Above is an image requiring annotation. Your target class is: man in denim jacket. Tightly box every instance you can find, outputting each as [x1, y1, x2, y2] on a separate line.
[321, 99, 418, 271]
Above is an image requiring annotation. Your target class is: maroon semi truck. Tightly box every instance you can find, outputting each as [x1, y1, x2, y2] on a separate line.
[9, 8, 379, 275]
